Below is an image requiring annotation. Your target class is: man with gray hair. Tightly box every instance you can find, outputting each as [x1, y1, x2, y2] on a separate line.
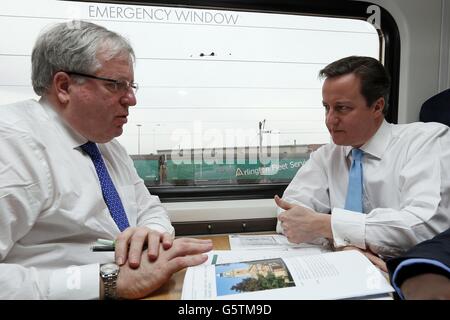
[0, 20, 212, 299]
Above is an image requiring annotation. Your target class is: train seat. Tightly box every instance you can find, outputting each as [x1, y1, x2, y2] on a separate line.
[419, 88, 450, 126]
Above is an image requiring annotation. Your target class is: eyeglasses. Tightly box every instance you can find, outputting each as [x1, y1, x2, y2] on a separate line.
[65, 71, 139, 94]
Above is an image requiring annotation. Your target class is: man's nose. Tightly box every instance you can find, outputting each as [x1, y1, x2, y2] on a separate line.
[121, 89, 137, 107]
[326, 109, 338, 125]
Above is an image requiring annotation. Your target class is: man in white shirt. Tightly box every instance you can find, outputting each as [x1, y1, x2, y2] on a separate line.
[275, 56, 450, 265]
[0, 20, 212, 299]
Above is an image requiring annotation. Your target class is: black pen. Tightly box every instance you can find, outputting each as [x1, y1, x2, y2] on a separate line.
[91, 244, 115, 251]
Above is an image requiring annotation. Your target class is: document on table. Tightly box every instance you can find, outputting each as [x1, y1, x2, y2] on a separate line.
[181, 250, 394, 300]
[229, 234, 331, 254]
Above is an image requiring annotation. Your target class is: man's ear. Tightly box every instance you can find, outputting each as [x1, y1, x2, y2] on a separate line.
[372, 97, 385, 116]
[53, 72, 71, 105]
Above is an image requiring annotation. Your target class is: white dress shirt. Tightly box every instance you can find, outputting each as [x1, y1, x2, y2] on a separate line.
[0, 99, 174, 299]
[278, 120, 450, 257]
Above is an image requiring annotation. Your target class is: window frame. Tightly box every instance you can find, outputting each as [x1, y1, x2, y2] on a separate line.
[64, 0, 401, 202]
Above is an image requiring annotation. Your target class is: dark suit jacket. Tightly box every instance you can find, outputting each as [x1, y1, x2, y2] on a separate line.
[387, 228, 450, 288]
[420, 88, 450, 126]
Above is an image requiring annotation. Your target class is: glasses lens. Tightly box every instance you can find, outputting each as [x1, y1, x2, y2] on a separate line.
[116, 80, 138, 94]
[131, 83, 139, 93]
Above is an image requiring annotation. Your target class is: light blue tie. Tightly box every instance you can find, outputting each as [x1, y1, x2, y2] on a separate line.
[81, 142, 130, 231]
[344, 148, 364, 213]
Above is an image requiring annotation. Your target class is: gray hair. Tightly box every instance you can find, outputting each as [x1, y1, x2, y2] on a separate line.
[31, 20, 135, 96]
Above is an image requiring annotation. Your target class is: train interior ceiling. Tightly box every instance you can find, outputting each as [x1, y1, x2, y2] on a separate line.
[1, 0, 450, 235]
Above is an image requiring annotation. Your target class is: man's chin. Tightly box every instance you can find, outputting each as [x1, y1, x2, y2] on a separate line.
[91, 130, 122, 143]
[332, 139, 361, 148]
[111, 126, 124, 139]
[331, 136, 344, 145]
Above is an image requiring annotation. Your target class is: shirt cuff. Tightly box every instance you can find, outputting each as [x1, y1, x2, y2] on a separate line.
[331, 208, 367, 249]
[48, 264, 100, 300]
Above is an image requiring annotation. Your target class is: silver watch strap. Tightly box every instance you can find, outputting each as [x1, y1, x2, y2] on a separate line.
[103, 273, 118, 300]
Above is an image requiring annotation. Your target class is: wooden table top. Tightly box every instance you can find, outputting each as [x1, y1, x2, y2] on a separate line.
[144, 234, 230, 300]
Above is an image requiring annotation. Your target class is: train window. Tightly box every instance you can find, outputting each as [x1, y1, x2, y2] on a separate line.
[0, 0, 399, 202]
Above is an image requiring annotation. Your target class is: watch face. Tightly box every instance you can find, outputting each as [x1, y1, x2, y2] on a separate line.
[101, 263, 119, 275]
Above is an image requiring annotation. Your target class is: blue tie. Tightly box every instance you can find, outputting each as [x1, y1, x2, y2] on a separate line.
[344, 148, 364, 213]
[81, 142, 130, 231]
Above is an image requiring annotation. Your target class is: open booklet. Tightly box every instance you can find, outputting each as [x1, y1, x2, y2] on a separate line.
[181, 249, 394, 300]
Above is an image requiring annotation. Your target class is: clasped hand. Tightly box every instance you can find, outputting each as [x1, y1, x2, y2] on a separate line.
[275, 195, 328, 244]
[114, 227, 174, 268]
[113, 226, 213, 299]
[116, 237, 213, 299]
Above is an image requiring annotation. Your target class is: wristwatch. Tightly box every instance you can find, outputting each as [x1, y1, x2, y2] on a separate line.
[100, 263, 120, 300]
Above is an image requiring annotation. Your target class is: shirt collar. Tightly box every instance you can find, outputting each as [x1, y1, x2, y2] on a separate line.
[39, 98, 88, 149]
[344, 120, 392, 160]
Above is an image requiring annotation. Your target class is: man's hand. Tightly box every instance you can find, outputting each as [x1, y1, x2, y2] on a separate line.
[115, 227, 174, 268]
[116, 237, 213, 299]
[275, 195, 332, 244]
[401, 273, 450, 300]
[339, 246, 387, 272]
